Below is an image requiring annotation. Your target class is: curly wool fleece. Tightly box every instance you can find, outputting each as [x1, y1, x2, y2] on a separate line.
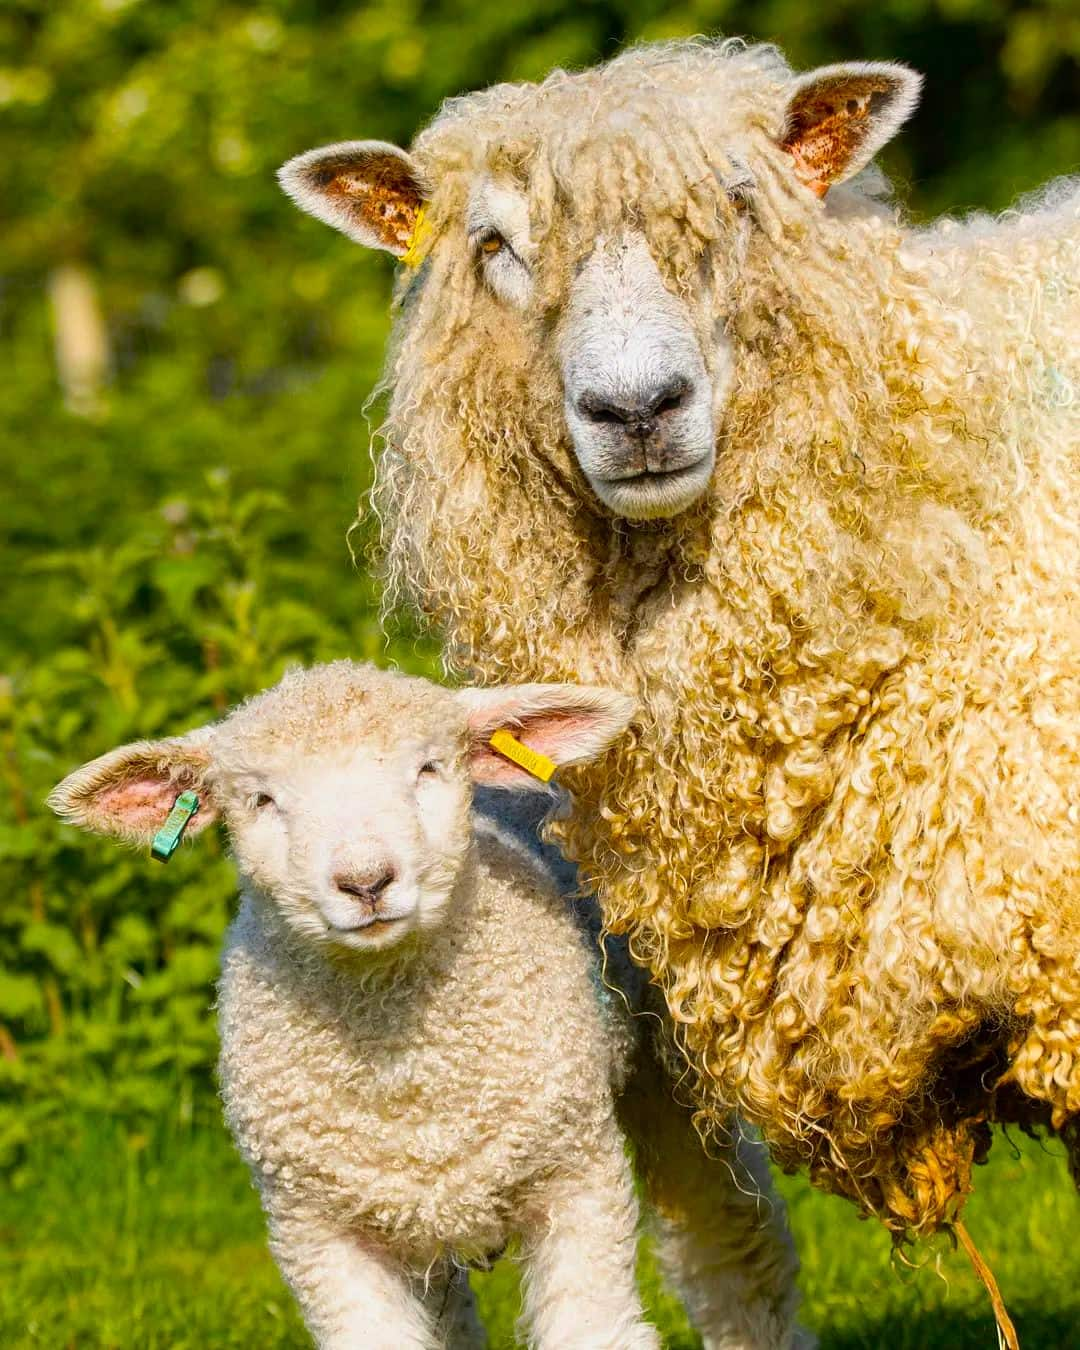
[371, 39, 1080, 1236]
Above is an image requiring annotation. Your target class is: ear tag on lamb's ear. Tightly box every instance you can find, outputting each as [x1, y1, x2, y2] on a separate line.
[489, 729, 557, 783]
[399, 206, 433, 268]
[150, 790, 200, 863]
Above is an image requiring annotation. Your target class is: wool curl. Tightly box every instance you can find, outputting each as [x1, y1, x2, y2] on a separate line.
[369, 38, 1080, 1237]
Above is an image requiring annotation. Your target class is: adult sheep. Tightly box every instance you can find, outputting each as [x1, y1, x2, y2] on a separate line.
[280, 38, 1080, 1238]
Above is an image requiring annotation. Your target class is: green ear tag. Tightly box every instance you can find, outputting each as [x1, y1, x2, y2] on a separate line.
[150, 790, 200, 863]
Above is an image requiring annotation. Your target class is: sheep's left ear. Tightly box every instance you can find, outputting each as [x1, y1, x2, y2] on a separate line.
[278, 140, 426, 258]
[779, 62, 922, 198]
[457, 684, 636, 790]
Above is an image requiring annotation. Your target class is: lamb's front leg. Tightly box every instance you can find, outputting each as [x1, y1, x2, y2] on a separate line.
[267, 1205, 438, 1350]
[518, 1118, 659, 1350]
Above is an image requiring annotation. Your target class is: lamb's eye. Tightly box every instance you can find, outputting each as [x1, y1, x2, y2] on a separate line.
[417, 760, 441, 779]
[254, 792, 275, 810]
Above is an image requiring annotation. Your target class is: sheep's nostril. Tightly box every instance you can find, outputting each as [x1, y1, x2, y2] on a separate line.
[578, 396, 629, 426]
[334, 867, 396, 905]
[577, 377, 692, 429]
[651, 384, 689, 418]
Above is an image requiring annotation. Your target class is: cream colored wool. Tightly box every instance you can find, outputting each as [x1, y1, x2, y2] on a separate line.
[368, 40, 1080, 1235]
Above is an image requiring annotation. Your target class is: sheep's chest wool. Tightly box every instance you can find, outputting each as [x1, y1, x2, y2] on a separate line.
[217, 836, 634, 1267]
[353, 40, 1080, 1235]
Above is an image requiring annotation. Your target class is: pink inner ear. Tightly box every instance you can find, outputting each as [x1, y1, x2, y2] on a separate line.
[468, 710, 601, 787]
[513, 712, 594, 758]
[96, 778, 188, 834]
[469, 743, 537, 788]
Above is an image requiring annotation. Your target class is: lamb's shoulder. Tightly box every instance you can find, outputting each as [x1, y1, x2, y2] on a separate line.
[467, 828, 638, 1079]
[217, 899, 380, 1190]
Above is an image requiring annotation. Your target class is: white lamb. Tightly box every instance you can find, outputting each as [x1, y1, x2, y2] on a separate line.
[49, 660, 806, 1350]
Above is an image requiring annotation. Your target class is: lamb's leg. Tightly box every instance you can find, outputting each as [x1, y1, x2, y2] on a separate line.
[618, 1053, 813, 1350]
[267, 1208, 438, 1350]
[417, 1264, 488, 1349]
[518, 1117, 660, 1350]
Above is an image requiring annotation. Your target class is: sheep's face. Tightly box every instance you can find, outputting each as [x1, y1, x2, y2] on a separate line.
[483, 212, 722, 522]
[459, 178, 723, 519]
[49, 662, 636, 960]
[279, 50, 920, 524]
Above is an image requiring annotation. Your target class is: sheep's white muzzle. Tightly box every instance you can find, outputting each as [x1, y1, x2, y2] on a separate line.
[559, 232, 722, 521]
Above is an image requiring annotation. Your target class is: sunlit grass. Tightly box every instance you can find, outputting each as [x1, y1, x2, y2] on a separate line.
[1, 1114, 1077, 1348]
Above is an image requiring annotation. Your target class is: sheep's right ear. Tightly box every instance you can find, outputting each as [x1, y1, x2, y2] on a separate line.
[277, 140, 426, 258]
[47, 730, 218, 847]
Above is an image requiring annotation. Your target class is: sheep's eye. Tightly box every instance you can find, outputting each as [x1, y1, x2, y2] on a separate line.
[254, 792, 275, 810]
[476, 230, 505, 256]
[418, 760, 441, 779]
[470, 226, 531, 307]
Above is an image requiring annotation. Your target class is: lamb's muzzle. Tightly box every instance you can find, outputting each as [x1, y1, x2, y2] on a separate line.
[329, 861, 398, 928]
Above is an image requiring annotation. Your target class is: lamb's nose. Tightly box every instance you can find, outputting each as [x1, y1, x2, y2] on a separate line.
[577, 377, 691, 432]
[333, 865, 396, 908]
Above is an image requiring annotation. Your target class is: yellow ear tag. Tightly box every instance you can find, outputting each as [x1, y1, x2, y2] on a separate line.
[489, 729, 557, 783]
[400, 206, 433, 268]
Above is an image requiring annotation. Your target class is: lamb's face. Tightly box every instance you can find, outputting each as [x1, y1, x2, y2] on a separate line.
[48, 661, 636, 960]
[214, 707, 469, 955]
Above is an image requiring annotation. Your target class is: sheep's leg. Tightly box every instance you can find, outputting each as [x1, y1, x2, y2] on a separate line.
[618, 1053, 813, 1350]
[518, 1119, 660, 1350]
[417, 1264, 488, 1349]
[267, 1208, 438, 1350]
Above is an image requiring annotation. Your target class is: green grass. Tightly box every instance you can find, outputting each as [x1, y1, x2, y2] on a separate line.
[1, 1114, 1078, 1348]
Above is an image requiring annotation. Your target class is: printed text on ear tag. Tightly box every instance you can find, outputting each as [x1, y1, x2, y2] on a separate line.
[151, 790, 200, 863]
[489, 730, 556, 783]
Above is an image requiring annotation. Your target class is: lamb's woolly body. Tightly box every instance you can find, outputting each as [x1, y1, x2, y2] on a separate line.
[372, 39, 1080, 1233]
[52, 658, 809, 1342]
[218, 836, 638, 1269]
[219, 812, 806, 1350]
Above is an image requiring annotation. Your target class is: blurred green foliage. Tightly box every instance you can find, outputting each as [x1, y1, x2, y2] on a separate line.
[0, 1, 1077, 1159]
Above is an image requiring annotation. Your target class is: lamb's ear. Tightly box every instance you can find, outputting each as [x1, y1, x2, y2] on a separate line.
[779, 62, 922, 198]
[277, 140, 426, 257]
[47, 730, 218, 846]
[458, 684, 636, 790]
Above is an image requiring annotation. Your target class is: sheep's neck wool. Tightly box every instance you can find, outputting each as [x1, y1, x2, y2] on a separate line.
[372, 40, 1080, 1238]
